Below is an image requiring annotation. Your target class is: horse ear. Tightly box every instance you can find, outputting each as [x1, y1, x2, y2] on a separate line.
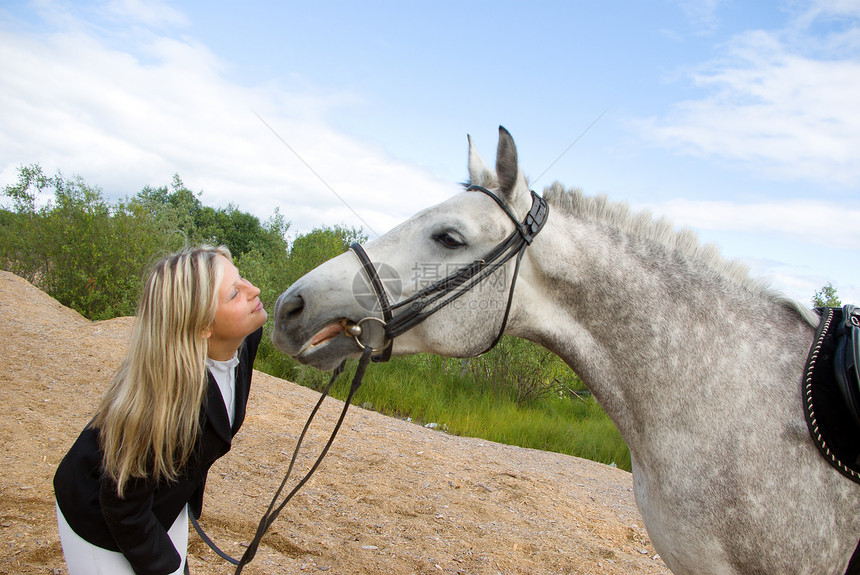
[495, 126, 529, 204]
[467, 134, 497, 188]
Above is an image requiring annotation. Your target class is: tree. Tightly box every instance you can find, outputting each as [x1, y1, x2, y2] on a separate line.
[1, 165, 295, 320]
[285, 225, 366, 285]
[0, 164, 47, 281]
[1, 164, 373, 329]
[812, 282, 841, 308]
[134, 175, 291, 259]
[1, 165, 170, 318]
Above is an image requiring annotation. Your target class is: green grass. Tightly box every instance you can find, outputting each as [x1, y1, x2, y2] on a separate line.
[256, 342, 631, 471]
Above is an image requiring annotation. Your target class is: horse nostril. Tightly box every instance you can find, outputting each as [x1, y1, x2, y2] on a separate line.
[276, 293, 305, 325]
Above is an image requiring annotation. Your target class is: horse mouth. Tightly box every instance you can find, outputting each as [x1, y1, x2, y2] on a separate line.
[298, 320, 361, 359]
[289, 319, 361, 370]
[283, 316, 384, 370]
[308, 322, 345, 348]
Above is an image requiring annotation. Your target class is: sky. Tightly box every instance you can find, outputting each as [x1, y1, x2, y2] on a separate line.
[1, 0, 859, 306]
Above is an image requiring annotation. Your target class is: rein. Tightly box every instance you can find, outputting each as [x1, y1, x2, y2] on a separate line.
[348, 184, 549, 361]
[190, 347, 373, 574]
[203, 185, 548, 572]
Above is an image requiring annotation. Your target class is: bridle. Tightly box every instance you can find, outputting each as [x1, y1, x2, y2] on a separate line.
[226, 184, 548, 573]
[348, 184, 549, 361]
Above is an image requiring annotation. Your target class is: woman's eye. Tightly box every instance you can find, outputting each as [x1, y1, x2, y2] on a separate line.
[435, 232, 465, 249]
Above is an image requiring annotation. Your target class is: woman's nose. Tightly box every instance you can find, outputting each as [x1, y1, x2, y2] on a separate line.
[243, 278, 261, 298]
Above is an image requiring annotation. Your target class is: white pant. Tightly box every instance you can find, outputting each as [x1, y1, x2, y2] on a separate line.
[56, 501, 188, 575]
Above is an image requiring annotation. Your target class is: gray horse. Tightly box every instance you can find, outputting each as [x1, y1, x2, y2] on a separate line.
[272, 127, 860, 574]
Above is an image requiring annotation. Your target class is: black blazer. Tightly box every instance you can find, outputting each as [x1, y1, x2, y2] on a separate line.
[54, 327, 262, 575]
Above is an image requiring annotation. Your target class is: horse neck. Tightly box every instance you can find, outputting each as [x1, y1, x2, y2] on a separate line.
[512, 212, 815, 446]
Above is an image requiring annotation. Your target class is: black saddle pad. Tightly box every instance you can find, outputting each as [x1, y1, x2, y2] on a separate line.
[803, 306, 860, 484]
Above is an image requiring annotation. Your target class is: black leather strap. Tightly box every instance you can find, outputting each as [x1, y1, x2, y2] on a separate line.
[803, 307, 860, 485]
[835, 304, 860, 426]
[350, 243, 393, 362]
[235, 348, 372, 573]
[190, 511, 239, 565]
[846, 538, 860, 575]
[348, 186, 548, 360]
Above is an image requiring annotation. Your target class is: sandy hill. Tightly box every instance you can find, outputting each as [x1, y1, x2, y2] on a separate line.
[0, 270, 670, 575]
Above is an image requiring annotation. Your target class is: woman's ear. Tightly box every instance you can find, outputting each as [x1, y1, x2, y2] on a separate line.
[202, 326, 212, 339]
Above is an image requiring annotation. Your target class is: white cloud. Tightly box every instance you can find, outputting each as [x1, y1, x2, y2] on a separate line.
[639, 196, 860, 304]
[640, 9, 860, 186]
[0, 7, 453, 237]
[101, 0, 189, 29]
[796, 0, 860, 24]
[643, 198, 860, 251]
[671, 0, 724, 31]
[632, 2, 860, 306]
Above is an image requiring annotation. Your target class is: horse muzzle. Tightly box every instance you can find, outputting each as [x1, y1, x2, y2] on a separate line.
[272, 280, 388, 370]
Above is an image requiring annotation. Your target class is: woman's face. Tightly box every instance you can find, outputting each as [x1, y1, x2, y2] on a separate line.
[207, 255, 267, 356]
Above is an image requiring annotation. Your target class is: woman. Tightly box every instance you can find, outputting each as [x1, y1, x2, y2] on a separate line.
[54, 245, 268, 575]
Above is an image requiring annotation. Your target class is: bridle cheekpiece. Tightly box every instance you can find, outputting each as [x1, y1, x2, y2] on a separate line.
[348, 184, 549, 362]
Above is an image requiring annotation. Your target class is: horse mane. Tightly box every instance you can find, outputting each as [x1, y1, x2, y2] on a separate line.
[541, 182, 818, 326]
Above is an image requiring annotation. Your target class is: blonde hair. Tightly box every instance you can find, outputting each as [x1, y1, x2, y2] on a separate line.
[93, 245, 232, 496]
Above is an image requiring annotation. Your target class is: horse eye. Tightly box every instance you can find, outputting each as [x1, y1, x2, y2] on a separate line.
[434, 232, 465, 249]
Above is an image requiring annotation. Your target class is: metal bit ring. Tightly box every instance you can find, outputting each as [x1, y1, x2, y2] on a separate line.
[343, 317, 391, 353]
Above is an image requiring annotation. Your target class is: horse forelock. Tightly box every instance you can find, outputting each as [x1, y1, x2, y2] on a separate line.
[465, 168, 498, 190]
[541, 182, 817, 326]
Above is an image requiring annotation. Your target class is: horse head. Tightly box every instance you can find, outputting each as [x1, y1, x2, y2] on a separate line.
[272, 126, 542, 370]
